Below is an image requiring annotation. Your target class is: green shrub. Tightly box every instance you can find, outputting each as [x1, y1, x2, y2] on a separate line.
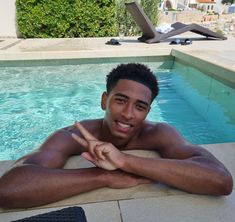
[16, 0, 118, 38]
[116, 0, 160, 36]
[16, 0, 159, 38]
[141, 0, 159, 24]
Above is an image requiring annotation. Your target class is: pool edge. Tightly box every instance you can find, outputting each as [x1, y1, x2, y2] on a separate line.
[172, 49, 235, 89]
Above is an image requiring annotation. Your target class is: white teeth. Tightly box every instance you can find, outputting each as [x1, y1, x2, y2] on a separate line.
[117, 121, 131, 128]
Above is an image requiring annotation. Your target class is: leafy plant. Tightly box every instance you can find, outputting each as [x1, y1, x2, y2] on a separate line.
[16, 0, 160, 38]
[16, 0, 118, 38]
[116, 0, 160, 36]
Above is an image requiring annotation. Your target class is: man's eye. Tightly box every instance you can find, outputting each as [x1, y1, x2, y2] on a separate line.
[115, 98, 126, 104]
[136, 104, 147, 111]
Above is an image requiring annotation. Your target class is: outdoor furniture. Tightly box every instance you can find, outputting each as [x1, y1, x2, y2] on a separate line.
[125, 1, 227, 43]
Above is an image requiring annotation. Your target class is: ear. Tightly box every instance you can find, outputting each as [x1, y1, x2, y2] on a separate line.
[101, 92, 107, 110]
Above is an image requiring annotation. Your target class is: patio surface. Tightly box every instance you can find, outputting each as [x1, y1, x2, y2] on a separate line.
[0, 33, 235, 221]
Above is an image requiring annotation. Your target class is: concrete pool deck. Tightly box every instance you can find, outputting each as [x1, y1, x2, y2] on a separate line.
[0, 35, 235, 73]
[1, 34, 235, 88]
[0, 34, 235, 221]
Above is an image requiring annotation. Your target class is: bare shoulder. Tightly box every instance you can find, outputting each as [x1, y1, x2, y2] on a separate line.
[16, 119, 102, 168]
[78, 119, 103, 139]
[14, 127, 80, 168]
[141, 121, 185, 147]
[141, 121, 213, 159]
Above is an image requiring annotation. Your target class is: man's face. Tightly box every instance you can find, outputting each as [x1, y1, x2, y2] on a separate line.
[102, 79, 152, 141]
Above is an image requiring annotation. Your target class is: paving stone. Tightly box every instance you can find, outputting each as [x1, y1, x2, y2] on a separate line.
[80, 201, 122, 222]
[119, 192, 235, 222]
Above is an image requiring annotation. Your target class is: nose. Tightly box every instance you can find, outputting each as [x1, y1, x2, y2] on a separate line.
[121, 103, 135, 120]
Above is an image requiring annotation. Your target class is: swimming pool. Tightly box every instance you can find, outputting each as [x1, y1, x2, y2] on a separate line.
[0, 59, 235, 160]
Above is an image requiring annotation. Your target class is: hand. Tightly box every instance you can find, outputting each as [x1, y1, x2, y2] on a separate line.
[71, 122, 124, 171]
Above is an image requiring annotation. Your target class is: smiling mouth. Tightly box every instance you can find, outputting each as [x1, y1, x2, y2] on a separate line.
[115, 121, 133, 133]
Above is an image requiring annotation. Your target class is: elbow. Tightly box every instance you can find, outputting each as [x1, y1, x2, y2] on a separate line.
[0, 165, 35, 209]
[221, 176, 233, 195]
[214, 172, 233, 196]
[0, 188, 28, 209]
[0, 178, 25, 209]
[0, 188, 12, 209]
[0, 186, 19, 209]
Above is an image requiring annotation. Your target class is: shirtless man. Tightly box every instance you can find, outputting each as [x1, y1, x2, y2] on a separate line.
[0, 63, 233, 209]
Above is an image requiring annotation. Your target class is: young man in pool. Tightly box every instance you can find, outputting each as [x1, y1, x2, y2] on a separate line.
[0, 63, 233, 208]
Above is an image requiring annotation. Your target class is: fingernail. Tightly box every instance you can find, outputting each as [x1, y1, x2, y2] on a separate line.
[71, 133, 77, 138]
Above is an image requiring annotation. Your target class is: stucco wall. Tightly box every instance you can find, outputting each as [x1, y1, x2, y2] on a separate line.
[0, 0, 17, 37]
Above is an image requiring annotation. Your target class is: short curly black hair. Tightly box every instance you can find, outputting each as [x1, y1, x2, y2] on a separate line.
[106, 63, 159, 102]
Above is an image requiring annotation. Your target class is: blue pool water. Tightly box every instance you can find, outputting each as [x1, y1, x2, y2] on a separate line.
[0, 61, 235, 160]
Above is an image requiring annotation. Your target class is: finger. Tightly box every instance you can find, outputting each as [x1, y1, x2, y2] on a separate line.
[71, 133, 88, 148]
[94, 145, 107, 160]
[87, 140, 97, 158]
[74, 122, 97, 141]
[95, 142, 111, 158]
[81, 152, 98, 165]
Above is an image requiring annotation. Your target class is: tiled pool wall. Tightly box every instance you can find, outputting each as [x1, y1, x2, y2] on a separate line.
[172, 50, 235, 122]
[172, 61, 235, 133]
[172, 50, 235, 89]
[0, 55, 174, 68]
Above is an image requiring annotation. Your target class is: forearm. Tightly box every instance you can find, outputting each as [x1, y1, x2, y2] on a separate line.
[120, 154, 233, 195]
[0, 165, 107, 208]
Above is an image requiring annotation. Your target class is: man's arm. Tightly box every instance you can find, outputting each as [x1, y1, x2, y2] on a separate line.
[73, 122, 233, 195]
[119, 123, 233, 195]
[120, 145, 233, 195]
[0, 128, 149, 209]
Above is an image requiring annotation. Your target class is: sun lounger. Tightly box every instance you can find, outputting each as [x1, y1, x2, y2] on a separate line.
[125, 2, 227, 43]
[171, 22, 227, 40]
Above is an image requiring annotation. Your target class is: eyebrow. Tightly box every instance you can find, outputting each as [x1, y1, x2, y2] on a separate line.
[114, 93, 150, 107]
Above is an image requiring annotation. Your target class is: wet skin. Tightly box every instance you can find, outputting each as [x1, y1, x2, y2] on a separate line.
[0, 79, 233, 209]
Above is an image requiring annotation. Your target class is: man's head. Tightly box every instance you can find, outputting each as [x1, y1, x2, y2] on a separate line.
[106, 63, 159, 102]
[101, 63, 159, 145]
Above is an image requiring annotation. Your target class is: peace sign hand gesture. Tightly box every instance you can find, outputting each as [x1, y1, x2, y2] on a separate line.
[71, 122, 124, 171]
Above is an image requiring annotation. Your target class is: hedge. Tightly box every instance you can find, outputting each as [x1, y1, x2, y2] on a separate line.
[16, 0, 159, 38]
[16, 0, 118, 38]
